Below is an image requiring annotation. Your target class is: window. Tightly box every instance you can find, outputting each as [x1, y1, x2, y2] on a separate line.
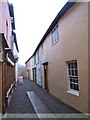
[67, 61, 79, 93]
[41, 44, 43, 54]
[52, 25, 59, 44]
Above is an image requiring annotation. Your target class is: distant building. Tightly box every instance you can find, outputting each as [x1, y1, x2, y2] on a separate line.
[18, 64, 28, 79]
[25, 1, 89, 113]
[25, 58, 31, 79]
[0, 0, 19, 113]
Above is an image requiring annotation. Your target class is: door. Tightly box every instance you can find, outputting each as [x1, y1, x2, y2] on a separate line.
[33, 68, 36, 82]
[2, 62, 6, 112]
[34, 68, 36, 82]
[28, 69, 30, 79]
[44, 64, 49, 92]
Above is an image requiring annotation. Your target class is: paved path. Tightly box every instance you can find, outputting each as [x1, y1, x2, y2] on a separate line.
[5, 79, 80, 114]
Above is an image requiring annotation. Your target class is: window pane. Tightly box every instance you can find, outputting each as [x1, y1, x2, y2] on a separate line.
[56, 27, 59, 40]
[72, 70, 74, 76]
[77, 85, 79, 91]
[74, 84, 79, 91]
[75, 70, 78, 76]
[55, 28, 57, 42]
[71, 63, 73, 69]
[74, 84, 77, 90]
[72, 77, 75, 83]
[75, 62, 77, 68]
[70, 77, 73, 82]
[69, 70, 71, 75]
[52, 32, 54, 44]
[70, 83, 73, 89]
[73, 79, 78, 83]
[68, 63, 70, 69]
[53, 33, 55, 44]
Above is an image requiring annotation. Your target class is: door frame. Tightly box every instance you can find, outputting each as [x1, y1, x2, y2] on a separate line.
[42, 62, 48, 92]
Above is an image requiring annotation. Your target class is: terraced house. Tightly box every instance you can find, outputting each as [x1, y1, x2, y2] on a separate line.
[25, 58, 30, 79]
[25, 1, 89, 113]
[0, 0, 19, 113]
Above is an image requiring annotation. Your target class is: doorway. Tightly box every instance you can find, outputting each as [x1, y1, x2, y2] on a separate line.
[43, 63, 48, 92]
[33, 68, 36, 82]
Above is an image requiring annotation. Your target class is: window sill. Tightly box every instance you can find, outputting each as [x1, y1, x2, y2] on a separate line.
[52, 39, 60, 46]
[67, 90, 79, 96]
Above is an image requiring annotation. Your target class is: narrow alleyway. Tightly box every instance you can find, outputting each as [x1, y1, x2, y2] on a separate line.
[5, 79, 80, 114]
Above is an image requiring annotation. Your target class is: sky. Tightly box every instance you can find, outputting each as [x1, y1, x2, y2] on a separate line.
[8, 0, 68, 65]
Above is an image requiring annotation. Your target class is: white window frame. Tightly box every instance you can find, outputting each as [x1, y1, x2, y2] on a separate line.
[52, 25, 60, 45]
[67, 61, 79, 96]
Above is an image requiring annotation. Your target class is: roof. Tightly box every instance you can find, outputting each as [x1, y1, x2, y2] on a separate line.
[25, 55, 33, 64]
[25, 58, 30, 64]
[33, 1, 76, 55]
[25, 1, 76, 63]
[13, 31, 19, 52]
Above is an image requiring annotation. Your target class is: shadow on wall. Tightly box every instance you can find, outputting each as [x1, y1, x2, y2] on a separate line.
[18, 65, 28, 79]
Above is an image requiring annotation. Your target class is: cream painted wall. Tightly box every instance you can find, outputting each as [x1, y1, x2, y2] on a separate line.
[41, 2, 88, 113]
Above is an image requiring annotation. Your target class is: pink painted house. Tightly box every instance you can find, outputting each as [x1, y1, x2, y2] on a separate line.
[0, 0, 13, 50]
[0, 0, 19, 113]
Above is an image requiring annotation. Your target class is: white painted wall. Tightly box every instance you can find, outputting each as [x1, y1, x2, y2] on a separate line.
[36, 49, 42, 86]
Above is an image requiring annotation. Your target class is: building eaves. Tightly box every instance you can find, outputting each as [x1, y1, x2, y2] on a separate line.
[13, 31, 19, 52]
[25, 1, 76, 63]
[33, 1, 76, 55]
[8, 3, 15, 30]
[25, 55, 33, 64]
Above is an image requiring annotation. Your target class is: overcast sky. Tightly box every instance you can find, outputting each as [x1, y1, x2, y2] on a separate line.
[8, 0, 68, 65]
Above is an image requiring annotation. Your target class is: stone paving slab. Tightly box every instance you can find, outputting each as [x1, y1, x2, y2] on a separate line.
[27, 91, 50, 113]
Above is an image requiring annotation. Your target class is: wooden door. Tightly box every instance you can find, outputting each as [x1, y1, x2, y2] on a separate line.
[44, 65, 48, 92]
[33, 68, 36, 82]
[33, 69, 34, 81]
[34, 68, 36, 82]
[2, 62, 6, 112]
[28, 69, 30, 79]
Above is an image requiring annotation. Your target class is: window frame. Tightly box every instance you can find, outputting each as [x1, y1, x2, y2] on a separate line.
[66, 60, 79, 96]
[52, 25, 60, 45]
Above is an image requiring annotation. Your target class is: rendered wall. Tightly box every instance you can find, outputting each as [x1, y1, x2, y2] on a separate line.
[41, 2, 88, 113]
[0, 1, 12, 49]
